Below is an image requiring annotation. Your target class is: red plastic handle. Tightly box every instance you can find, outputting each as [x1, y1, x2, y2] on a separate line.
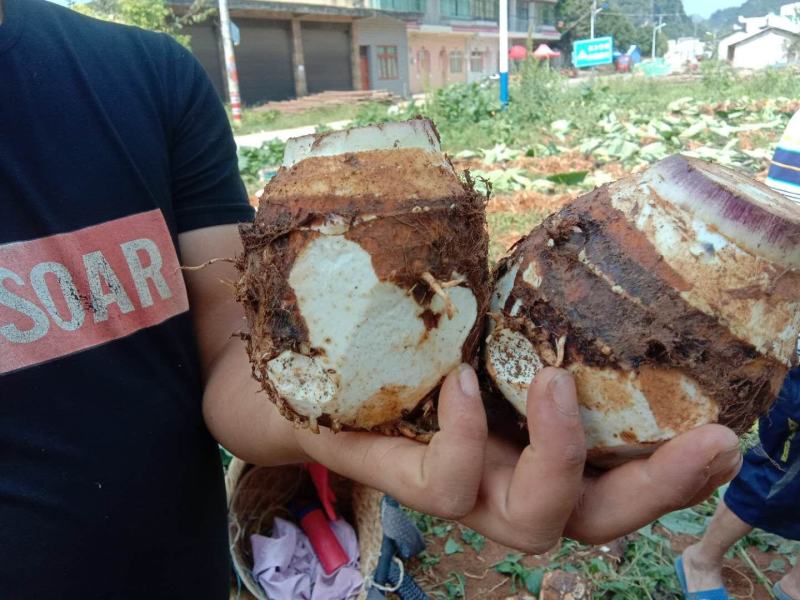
[299, 509, 349, 575]
[307, 463, 337, 521]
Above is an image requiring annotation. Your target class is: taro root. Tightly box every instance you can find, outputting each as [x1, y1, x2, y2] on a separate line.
[486, 154, 800, 466]
[237, 118, 488, 440]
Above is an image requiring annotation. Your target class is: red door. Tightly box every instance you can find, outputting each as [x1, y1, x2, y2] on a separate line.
[359, 46, 370, 90]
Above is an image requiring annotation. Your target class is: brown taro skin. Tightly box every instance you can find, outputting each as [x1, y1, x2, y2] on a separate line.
[235, 142, 489, 440]
[486, 156, 800, 465]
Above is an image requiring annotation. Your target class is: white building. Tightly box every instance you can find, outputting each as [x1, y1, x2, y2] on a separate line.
[665, 37, 705, 71]
[726, 27, 800, 68]
[717, 2, 800, 67]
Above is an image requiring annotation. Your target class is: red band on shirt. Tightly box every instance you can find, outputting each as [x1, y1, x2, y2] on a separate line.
[0, 209, 189, 374]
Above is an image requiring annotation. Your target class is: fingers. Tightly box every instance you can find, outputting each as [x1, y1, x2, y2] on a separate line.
[507, 369, 587, 533]
[295, 364, 487, 519]
[464, 368, 587, 553]
[564, 424, 741, 544]
[417, 364, 489, 516]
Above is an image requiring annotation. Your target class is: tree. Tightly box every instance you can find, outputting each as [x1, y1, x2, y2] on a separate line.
[74, 0, 212, 47]
[615, 0, 695, 39]
[556, 0, 667, 55]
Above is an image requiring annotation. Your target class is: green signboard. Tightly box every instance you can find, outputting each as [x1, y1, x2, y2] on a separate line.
[572, 37, 614, 69]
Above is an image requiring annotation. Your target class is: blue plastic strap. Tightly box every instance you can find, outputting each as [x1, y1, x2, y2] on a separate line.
[367, 496, 429, 600]
[380, 496, 425, 558]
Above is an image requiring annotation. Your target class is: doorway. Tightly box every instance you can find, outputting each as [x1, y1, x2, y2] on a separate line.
[359, 46, 371, 90]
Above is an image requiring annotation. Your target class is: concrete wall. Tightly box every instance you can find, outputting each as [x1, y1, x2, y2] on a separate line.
[408, 33, 469, 93]
[718, 31, 748, 61]
[732, 30, 798, 69]
[353, 16, 410, 96]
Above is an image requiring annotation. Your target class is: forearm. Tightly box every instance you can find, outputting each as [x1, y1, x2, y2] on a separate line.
[202, 337, 309, 466]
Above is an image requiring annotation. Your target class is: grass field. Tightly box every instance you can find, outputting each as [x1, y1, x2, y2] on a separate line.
[230, 103, 361, 135]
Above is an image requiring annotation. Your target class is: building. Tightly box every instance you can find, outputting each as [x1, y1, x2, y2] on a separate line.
[664, 37, 705, 71]
[726, 26, 800, 69]
[174, 0, 419, 105]
[406, 0, 560, 93]
[717, 2, 800, 67]
[174, 0, 561, 104]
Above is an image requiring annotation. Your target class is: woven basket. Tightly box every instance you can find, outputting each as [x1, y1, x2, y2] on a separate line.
[225, 459, 384, 600]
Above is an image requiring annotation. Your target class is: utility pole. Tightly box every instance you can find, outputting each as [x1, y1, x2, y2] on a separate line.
[499, 0, 509, 107]
[218, 0, 242, 127]
[590, 0, 597, 38]
[652, 13, 665, 59]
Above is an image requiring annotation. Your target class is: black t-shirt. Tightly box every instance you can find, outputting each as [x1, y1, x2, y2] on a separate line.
[0, 1, 254, 597]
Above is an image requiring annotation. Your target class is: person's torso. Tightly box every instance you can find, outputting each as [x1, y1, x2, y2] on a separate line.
[0, 2, 228, 596]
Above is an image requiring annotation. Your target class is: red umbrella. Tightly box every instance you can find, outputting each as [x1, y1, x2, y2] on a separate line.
[509, 45, 528, 61]
[532, 44, 561, 60]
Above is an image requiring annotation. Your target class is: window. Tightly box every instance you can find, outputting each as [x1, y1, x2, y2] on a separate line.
[471, 0, 498, 20]
[441, 0, 471, 18]
[516, 1, 529, 21]
[449, 50, 464, 73]
[469, 50, 484, 72]
[377, 45, 399, 80]
[514, 1, 531, 33]
[376, 0, 426, 10]
[534, 2, 556, 28]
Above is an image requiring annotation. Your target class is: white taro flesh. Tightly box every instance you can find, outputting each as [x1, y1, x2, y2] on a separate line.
[485, 154, 800, 466]
[237, 118, 489, 439]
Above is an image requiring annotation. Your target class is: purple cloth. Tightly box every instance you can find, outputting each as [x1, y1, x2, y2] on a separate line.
[251, 517, 363, 600]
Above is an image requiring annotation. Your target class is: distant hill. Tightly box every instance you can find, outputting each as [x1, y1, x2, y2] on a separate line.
[615, 0, 696, 38]
[556, 0, 696, 49]
[707, 0, 788, 33]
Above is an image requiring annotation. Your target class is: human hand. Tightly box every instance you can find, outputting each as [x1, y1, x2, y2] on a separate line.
[293, 365, 741, 554]
[460, 367, 743, 552]
[293, 364, 489, 519]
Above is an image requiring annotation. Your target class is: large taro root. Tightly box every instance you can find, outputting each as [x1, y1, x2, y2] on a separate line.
[485, 154, 800, 466]
[237, 119, 489, 440]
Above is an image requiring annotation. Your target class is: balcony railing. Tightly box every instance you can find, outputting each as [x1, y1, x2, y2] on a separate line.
[509, 17, 559, 34]
[372, 0, 426, 12]
[509, 17, 531, 32]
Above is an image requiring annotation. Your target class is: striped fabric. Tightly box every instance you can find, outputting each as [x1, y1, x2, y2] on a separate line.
[766, 111, 800, 203]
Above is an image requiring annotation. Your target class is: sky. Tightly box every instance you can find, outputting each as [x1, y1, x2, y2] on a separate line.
[682, 0, 744, 18]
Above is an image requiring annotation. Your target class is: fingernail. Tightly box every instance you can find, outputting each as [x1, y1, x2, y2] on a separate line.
[548, 372, 578, 417]
[458, 364, 480, 398]
[707, 446, 741, 478]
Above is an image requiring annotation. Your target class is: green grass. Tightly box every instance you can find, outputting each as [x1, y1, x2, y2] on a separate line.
[230, 103, 365, 135]
[229, 64, 800, 151]
[327, 63, 800, 155]
[487, 212, 546, 262]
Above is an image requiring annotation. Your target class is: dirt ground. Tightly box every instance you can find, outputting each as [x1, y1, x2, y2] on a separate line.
[413, 530, 791, 599]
